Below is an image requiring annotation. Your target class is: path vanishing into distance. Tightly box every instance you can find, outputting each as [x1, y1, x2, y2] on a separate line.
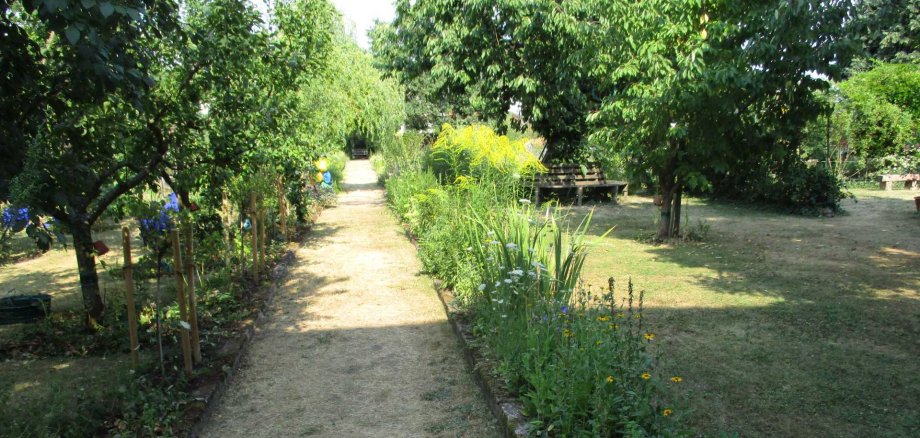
[201, 160, 497, 437]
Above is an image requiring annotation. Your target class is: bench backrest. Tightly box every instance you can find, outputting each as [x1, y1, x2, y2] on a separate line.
[536, 164, 608, 185]
[879, 174, 919, 182]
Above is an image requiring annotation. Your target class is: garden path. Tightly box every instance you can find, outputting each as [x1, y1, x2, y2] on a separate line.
[200, 160, 497, 437]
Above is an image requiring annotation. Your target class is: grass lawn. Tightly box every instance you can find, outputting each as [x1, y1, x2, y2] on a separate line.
[1, 224, 166, 437]
[0, 224, 144, 313]
[567, 188, 920, 437]
[0, 354, 137, 436]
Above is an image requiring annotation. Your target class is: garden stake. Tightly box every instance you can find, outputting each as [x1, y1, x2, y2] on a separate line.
[238, 200, 245, 275]
[121, 227, 140, 367]
[251, 193, 260, 277]
[170, 230, 194, 376]
[221, 190, 232, 267]
[259, 207, 266, 269]
[277, 176, 287, 240]
[183, 224, 202, 363]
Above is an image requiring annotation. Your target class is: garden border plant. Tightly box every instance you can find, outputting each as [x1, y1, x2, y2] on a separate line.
[378, 125, 690, 436]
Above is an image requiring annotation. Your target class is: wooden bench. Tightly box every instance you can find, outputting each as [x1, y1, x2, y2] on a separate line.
[534, 164, 627, 206]
[878, 174, 919, 190]
[351, 146, 368, 159]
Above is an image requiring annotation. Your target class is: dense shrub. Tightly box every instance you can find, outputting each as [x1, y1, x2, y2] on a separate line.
[326, 151, 350, 189]
[375, 130, 429, 178]
[710, 156, 850, 213]
[771, 161, 851, 211]
[800, 63, 920, 177]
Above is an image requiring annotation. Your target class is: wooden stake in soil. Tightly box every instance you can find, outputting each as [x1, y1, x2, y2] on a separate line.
[121, 227, 140, 367]
[277, 176, 287, 240]
[183, 224, 202, 363]
[170, 229, 194, 376]
[250, 193, 260, 277]
[259, 207, 266, 270]
[221, 190, 232, 267]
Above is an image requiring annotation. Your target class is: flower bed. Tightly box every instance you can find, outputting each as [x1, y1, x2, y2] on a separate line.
[378, 125, 688, 436]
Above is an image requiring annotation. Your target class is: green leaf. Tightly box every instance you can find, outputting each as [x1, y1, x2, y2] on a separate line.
[64, 26, 80, 45]
[124, 7, 141, 21]
[99, 2, 114, 18]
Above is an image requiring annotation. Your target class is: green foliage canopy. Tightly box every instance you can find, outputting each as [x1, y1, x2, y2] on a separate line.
[587, 0, 856, 237]
[855, 0, 920, 63]
[840, 63, 920, 159]
[385, 0, 601, 160]
[0, 0, 405, 324]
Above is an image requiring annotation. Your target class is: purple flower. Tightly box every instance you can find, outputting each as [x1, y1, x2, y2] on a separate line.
[561, 305, 568, 314]
[164, 193, 180, 212]
[137, 194, 179, 237]
[1, 207, 30, 230]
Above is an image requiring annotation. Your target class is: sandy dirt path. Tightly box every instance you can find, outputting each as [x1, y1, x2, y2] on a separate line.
[201, 160, 498, 438]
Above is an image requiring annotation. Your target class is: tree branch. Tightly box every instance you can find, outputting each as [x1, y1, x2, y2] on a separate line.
[87, 128, 167, 223]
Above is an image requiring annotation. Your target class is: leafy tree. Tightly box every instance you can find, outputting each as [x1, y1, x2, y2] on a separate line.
[804, 63, 920, 175]
[0, 0, 403, 328]
[3, 0, 181, 324]
[369, 19, 471, 131]
[385, 0, 600, 160]
[840, 63, 920, 159]
[855, 0, 920, 64]
[588, 0, 856, 239]
[158, 0, 281, 208]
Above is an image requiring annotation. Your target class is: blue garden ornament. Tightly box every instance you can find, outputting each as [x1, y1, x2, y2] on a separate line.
[243, 218, 252, 231]
[322, 171, 332, 185]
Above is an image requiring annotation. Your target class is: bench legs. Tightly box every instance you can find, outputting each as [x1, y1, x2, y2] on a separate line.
[535, 186, 626, 206]
[880, 180, 920, 190]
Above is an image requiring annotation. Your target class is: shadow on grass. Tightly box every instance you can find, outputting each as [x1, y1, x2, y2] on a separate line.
[0, 354, 136, 437]
[563, 194, 920, 437]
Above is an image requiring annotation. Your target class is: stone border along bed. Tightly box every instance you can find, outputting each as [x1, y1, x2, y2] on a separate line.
[185, 247, 297, 438]
[401, 226, 531, 437]
[433, 282, 532, 437]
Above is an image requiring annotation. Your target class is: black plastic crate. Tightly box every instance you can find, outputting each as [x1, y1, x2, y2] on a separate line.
[0, 294, 52, 325]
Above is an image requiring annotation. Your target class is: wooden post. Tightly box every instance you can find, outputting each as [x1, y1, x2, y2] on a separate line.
[183, 224, 202, 363]
[121, 227, 139, 367]
[221, 191, 232, 267]
[259, 207, 266, 269]
[170, 230, 193, 376]
[238, 200, 245, 275]
[250, 193, 260, 277]
[277, 176, 287, 240]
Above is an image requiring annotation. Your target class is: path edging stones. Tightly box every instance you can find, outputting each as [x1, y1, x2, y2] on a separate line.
[432, 281, 532, 438]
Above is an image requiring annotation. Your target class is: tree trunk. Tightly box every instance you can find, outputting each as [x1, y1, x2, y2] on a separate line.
[655, 141, 682, 242]
[671, 179, 683, 238]
[656, 173, 675, 241]
[72, 221, 104, 326]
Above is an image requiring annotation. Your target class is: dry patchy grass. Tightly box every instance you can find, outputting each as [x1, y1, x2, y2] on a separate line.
[566, 188, 920, 437]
